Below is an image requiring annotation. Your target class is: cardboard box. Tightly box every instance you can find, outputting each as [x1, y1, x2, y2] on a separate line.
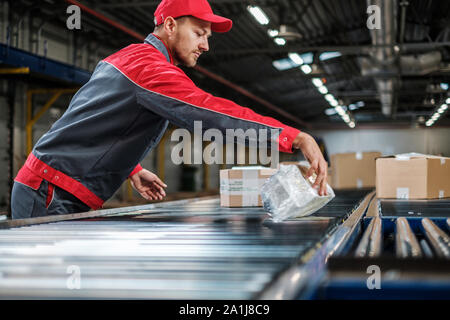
[330, 152, 382, 189]
[220, 167, 277, 207]
[376, 154, 450, 199]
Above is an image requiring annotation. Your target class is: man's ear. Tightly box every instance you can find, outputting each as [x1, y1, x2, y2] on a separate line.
[163, 17, 177, 36]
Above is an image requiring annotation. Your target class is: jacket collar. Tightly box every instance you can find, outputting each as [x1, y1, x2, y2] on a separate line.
[145, 33, 174, 64]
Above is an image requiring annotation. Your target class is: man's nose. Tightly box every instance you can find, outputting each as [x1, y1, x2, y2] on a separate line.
[199, 38, 209, 52]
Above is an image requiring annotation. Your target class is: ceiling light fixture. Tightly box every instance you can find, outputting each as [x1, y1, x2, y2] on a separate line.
[274, 37, 286, 46]
[247, 6, 269, 25]
[267, 29, 279, 37]
[318, 86, 328, 94]
[288, 53, 304, 65]
[300, 64, 312, 74]
[324, 94, 335, 102]
[312, 78, 323, 88]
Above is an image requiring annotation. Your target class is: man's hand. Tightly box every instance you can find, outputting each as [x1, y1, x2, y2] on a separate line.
[129, 169, 167, 201]
[292, 132, 328, 196]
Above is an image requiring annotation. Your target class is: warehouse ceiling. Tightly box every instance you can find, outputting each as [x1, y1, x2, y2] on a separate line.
[10, 0, 450, 129]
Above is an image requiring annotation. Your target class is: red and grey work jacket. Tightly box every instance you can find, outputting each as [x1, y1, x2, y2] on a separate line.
[15, 34, 301, 210]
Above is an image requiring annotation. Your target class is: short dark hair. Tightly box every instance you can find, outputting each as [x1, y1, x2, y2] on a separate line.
[153, 16, 190, 31]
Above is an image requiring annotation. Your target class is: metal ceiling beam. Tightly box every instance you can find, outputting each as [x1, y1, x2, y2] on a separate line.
[212, 42, 450, 56]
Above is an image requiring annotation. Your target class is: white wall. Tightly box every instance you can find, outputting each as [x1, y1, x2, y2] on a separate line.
[312, 128, 450, 157]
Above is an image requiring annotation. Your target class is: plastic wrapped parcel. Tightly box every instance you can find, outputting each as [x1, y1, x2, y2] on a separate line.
[261, 165, 335, 222]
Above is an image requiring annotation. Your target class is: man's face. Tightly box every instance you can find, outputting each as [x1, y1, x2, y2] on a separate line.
[171, 17, 212, 67]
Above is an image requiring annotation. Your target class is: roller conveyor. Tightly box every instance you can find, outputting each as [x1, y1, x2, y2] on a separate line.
[422, 218, 450, 258]
[0, 191, 369, 299]
[314, 197, 450, 300]
[395, 217, 422, 258]
[355, 217, 382, 258]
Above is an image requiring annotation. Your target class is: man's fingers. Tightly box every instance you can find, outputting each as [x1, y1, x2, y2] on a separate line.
[140, 192, 152, 201]
[312, 163, 327, 192]
[307, 160, 318, 178]
[320, 179, 327, 196]
[150, 189, 163, 200]
[153, 184, 166, 196]
[317, 161, 328, 196]
[147, 187, 165, 200]
[145, 190, 158, 201]
[311, 162, 323, 187]
[312, 171, 325, 188]
[155, 177, 167, 188]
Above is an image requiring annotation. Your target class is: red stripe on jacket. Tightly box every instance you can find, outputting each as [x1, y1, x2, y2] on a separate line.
[15, 153, 104, 210]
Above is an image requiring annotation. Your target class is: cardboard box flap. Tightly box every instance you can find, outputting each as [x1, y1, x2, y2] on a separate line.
[378, 153, 449, 161]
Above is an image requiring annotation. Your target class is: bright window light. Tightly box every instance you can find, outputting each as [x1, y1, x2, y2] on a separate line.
[288, 53, 304, 65]
[318, 86, 328, 94]
[432, 114, 439, 120]
[299, 52, 314, 64]
[267, 29, 279, 37]
[440, 104, 448, 111]
[329, 99, 338, 107]
[349, 122, 356, 128]
[319, 52, 342, 61]
[342, 115, 350, 122]
[446, 98, 450, 104]
[324, 94, 335, 102]
[247, 6, 269, 25]
[300, 64, 312, 74]
[312, 78, 323, 88]
[440, 83, 449, 91]
[348, 104, 357, 110]
[274, 37, 286, 46]
[356, 101, 365, 107]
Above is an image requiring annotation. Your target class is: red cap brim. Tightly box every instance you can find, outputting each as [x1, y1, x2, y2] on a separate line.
[192, 12, 232, 33]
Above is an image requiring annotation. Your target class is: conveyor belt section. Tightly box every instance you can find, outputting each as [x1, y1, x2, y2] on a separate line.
[0, 191, 368, 299]
[311, 198, 450, 299]
[379, 198, 450, 218]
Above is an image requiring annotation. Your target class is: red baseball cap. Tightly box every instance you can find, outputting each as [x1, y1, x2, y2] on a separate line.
[154, 0, 233, 33]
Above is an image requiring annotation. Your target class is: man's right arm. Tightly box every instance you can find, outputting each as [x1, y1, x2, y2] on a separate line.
[135, 65, 328, 195]
[104, 58, 328, 194]
[131, 62, 301, 153]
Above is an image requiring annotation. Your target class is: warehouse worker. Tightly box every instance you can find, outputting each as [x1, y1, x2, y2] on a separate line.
[11, 0, 328, 219]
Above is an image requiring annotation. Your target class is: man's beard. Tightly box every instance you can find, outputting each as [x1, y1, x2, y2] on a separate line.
[173, 47, 197, 67]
